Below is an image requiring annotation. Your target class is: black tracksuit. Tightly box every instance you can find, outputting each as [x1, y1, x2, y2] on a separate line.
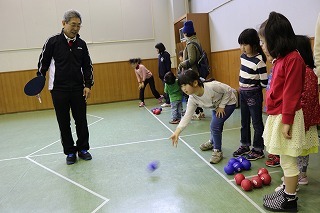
[37, 29, 94, 155]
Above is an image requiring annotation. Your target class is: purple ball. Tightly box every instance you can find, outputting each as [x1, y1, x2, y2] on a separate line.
[147, 161, 159, 172]
[232, 162, 243, 172]
[224, 164, 235, 175]
[236, 156, 247, 163]
[228, 158, 239, 166]
[241, 159, 251, 170]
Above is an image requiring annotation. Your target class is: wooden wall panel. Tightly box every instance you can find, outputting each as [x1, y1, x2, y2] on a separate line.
[0, 59, 163, 114]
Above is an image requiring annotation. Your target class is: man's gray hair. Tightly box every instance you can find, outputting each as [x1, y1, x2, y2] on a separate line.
[63, 9, 82, 23]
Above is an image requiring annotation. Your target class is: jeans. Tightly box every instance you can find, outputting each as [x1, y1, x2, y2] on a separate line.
[171, 100, 183, 120]
[210, 104, 236, 151]
[239, 88, 264, 150]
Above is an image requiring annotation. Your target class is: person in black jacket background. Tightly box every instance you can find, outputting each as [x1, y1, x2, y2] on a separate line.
[37, 9, 94, 165]
[155, 42, 171, 107]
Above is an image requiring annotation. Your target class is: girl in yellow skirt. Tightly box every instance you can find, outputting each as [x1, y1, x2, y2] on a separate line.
[258, 12, 306, 212]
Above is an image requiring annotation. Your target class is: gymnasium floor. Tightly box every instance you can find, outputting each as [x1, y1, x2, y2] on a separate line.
[1, 99, 320, 213]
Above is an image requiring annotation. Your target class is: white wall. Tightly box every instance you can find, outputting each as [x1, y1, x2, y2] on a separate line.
[0, 0, 174, 72]
[190, 0, 320, 52]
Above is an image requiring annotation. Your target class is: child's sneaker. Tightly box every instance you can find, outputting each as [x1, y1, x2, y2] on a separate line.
[233, 146, 250, 157]
[266, 155, 280, 167]
[210, 149, 223, 164]
[275, 183, 299, 192]
[191, 113, 201, 120]
[263, 193, 298, 212]
[268, 153, 277, 159]
[199, 112, 205, 118]
[169, 119, 180, 124]
[139, 102, 145, 107]
[158, 95, 164, 103]
[245, 149, 265, 161]
[161, 103, 171, 107]
[263, 185, 285, 201]
[298, 175, 308, 185]
[199, 140, 213, 151]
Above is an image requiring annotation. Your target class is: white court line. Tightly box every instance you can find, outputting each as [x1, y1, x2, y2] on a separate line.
[23, 114, 108, 213]
[28, 137, 170, 159]
[144, 106, 267, 213]
[27, 115, 104, 157]
[26, 156, 109, 213]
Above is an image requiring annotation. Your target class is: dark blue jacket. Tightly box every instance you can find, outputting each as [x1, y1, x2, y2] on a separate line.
[158, 51, 171, 80]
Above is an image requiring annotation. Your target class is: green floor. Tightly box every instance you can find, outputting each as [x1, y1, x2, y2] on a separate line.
[1, 99, 319, 213]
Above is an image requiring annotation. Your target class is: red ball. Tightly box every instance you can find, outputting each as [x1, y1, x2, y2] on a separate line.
[234, 173, 245, 185]
[251, 176, 263, 188]
[257, 168, 269, 176]
[260, 173, 272, 185]
[154, 109, 161, 115]
[241, 179, 253, 191]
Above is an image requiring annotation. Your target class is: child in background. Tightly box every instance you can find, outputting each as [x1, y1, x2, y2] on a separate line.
[164, 72, 183, 124]
[169, 69, 237, 164]
[259, 12, 306, 212]
[155, 42, 171, 108]
[129, 58, 163, 107]
[233, 28, 268, 161]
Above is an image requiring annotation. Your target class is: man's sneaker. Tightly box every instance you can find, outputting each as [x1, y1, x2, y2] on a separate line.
[66, 153, 76, 165]
[199, 140, 213, 151]
[78, 150, 92, 161]
[210, 149, 223, 164]
[158, 95, 164, 103]
[245, 149, 265, 161]
[169, 119, 180, 124]
[263, 193, 298, 212]
[139, 102, 145, 107]
[161, 103, 171, 107]
[266, 155, 280, 167]
[233, 146, 250, 157]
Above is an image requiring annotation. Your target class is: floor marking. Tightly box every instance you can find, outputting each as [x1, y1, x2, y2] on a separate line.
[145, 106, 267, 213]
[26, 115, 103, 157]
[26, 156, 109, 212]
[21, 114, 108, 212]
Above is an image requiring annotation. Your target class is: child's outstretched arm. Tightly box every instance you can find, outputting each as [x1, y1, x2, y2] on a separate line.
[170, 128, 182, 147]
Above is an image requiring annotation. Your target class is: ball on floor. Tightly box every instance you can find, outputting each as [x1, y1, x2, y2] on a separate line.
[147, 161, 159, 172]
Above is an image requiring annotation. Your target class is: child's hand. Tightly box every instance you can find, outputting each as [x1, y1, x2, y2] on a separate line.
[215, 107, 226, 118]
[138, 82, 144, 90]
[282, 124, 292, 139]
[169, 134, 178, 147]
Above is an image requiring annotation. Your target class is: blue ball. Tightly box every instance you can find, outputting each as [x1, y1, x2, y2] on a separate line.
[224, 164, 235, 175]
[147, 161, 159, 172]
[236, 156, 247, 163]
[228, 158, 239, 166]
[241, 159, 251, 170]
[232, 162, 243, 172]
